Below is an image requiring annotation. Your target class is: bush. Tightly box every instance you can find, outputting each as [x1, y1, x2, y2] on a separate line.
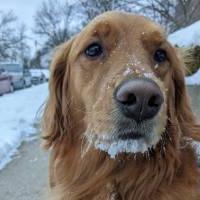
[183, 46, 200, 76]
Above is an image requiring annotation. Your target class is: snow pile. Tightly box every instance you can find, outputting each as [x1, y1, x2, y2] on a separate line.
[0, 83, 48, 170]
[185, 68, 200, 85]
[30, 69, 50, 79]
[168, 20, 200, 47]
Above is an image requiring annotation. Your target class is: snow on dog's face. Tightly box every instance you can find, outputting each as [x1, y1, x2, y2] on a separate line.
[44, 11, 191, 159]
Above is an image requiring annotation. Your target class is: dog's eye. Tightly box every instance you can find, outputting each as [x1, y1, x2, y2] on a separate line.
[85, 43, 103, 58]
[154, 49, 167, 63]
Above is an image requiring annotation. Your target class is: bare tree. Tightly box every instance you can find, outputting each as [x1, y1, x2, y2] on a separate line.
[132, 0, 200, 32]
[80, 0, 135, 24]
[34, 0, 74, 54]
[0, 11, 18, 60]
[16, 25, 30, 66]
[175, 0, 200, 29]
[30, 50, 42, 68]
[0, 11, 30, 62]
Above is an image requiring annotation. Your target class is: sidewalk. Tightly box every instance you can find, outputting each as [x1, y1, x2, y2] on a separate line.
[0, 139, 48, 200]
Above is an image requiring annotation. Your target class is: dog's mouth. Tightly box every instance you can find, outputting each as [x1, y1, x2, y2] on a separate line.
[118, 131, 144, 140]
[84, 112, 167, 159]
[85, 119, 164, 159]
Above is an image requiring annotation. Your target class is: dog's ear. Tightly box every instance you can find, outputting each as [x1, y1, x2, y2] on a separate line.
[42, 38, 74, 149]
[169, 46, 200, 141]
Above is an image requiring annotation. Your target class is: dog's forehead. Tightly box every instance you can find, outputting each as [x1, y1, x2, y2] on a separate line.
[88, 11, 164, 36]
[70, 11, 167, 62]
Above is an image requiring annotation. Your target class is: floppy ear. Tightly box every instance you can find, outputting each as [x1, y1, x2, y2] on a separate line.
[170, 47, 200, 141]
[42, 38, 74, 149]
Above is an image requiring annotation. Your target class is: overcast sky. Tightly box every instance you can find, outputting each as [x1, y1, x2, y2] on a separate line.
[0, 0, 42, 29]
[0, 0, 78, 56]
[0, 0, 45, 54]
[0, 0, 77, 29]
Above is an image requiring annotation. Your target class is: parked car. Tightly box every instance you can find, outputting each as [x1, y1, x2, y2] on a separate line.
[0, 68, 13, 95]
[0, 63, 32, 90]
[30, 69, 47, 85]
[23, 69, 32, 88]
[0, 63, 24, 90]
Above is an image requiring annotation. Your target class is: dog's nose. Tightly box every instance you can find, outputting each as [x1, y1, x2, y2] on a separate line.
[115, 78, 164, 122]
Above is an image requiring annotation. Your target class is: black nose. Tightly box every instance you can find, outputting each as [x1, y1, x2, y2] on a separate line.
[115, 78, 164, 122]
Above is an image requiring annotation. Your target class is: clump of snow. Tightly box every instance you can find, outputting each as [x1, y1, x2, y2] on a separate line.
[95, 139, 153, 159]
[123, 67, 133, 76]
[143, 72, 154, 78]
[92, 134, 200, 161]
[168, 20, 200, 47]
[154, 64, 159, 69]
[0, 83, 48, 170]
[192, 141, 200, 161]
[185, 68, 200, 85]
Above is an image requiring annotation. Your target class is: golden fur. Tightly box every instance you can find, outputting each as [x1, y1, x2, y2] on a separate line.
[42, 11, 200, 200]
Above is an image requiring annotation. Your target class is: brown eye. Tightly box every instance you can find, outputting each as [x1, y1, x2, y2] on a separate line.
[154, 49, 167, 63]
[85, 43, 103, 58]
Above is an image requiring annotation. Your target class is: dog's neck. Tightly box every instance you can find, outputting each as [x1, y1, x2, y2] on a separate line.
[49, 119, 200, 200]
[50, 128, 200, 200]
[69, 140, 180, 199]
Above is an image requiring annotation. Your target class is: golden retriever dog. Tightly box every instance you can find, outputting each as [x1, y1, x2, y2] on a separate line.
[42, 11, 200, 200]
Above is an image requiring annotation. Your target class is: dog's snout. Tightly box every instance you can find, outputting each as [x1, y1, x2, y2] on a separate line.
[115, 78, 164, 122]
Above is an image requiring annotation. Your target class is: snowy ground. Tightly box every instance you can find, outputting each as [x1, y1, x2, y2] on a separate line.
[0, 139, 48, 200]
[30, 69, 50, 80]
[168, 20, 200, 47]
[186, 69, 200, 85]
[0, 83, 48, 170]
[168, 20, 200, 85]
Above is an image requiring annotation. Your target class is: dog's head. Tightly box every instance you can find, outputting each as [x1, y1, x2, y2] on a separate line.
[43, 11, 200, 159]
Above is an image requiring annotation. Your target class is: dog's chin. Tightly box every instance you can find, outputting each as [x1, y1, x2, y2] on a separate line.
[86, 128, 162, 159]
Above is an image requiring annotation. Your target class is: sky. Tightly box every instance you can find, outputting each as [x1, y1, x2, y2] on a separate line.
[0, 0, 44, 55]
[0, 0, 77, 30]
[0, 0, 81, 57]
[0, 0, 42, 29]
[0, 0, 73, 56]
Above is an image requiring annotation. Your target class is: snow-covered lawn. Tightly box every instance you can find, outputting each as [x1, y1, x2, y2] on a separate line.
[186, 69, 200, 85]
[30, 69, 50, 80]
[168, 20, 200, 47]
[168, 20, 200, 85]
[0, 83, 48, 170]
